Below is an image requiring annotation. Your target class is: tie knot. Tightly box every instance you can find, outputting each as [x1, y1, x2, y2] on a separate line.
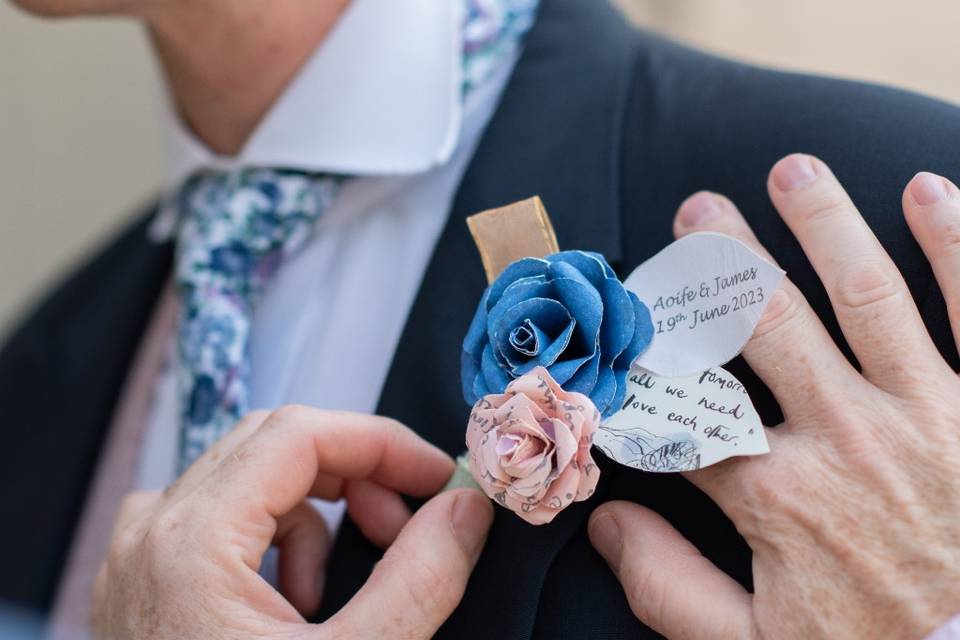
[175, 168, 340, 297]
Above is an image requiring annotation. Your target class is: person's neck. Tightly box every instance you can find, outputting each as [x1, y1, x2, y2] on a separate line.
[140, 0, 350, 156]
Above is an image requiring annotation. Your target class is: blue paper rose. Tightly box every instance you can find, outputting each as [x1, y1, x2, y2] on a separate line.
[461, 251, 654, 418]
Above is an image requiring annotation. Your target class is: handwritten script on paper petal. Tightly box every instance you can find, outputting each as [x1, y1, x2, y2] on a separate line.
[624, 232, 785, 378]
[594, 365, 769, 472]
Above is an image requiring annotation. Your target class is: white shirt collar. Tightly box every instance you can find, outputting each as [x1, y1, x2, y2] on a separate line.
[159, 0, 465, 192]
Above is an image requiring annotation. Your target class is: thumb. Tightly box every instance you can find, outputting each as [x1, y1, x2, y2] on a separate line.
[325, 489, 493, 638]
[588, 501, 754, 640]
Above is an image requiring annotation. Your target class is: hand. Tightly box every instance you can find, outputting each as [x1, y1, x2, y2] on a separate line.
[589, 155, 960, 639]
[92, 406, 493, 639]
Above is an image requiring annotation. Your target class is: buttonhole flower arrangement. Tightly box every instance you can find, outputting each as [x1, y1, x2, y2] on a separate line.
[456, 251, 654, 524]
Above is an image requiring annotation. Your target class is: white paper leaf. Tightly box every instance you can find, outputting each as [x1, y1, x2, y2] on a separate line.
[624, 232, 785, 378]
[594, 365, 769, 472]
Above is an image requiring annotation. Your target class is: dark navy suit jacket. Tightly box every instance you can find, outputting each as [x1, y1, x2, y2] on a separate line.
[3, 0, 959, 637]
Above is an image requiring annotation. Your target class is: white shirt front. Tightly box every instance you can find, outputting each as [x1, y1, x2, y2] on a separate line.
[136, 0, 518, 535]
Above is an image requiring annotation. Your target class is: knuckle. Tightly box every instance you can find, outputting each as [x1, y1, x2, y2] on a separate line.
[746, 472, 789, 513]
[378, 416, 409, 444]
[833, 260, 901, 311]
[807, 397, 873, 443]
[110, 507, 156, 559]
[360, 414, 409, 454]
[119, 490, 150, 508]
[939, 218, 960, 257]
[386, 416, 411, 434]
[752, 287, 803, 339]
[117, 492, 147, 521]
[739, 475, 814, 541]
[153, 502, 190, 537]
[736, 456, 812, 529]
[107, 533, 133, 566]
[140, 506, 188, 564]
[393, 553, 460, 621]
[244, 408, 271, 425]
[268, 403, 313, 427]
[117, 491, 161, 519]
[832, 419, 887, 468]
[111, 522, 144, 558]
[792, 190, 849, 226]
[624, 565, 667, 627]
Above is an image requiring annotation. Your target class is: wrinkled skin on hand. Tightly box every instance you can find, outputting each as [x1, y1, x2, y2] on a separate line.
[93, 407, 494, 640]
[589, 155, 960, 640]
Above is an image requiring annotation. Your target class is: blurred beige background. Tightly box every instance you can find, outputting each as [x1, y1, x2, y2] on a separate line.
[1, 0, 959, 336]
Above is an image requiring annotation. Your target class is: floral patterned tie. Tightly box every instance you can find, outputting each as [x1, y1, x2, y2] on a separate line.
[175, 0, 540, 471]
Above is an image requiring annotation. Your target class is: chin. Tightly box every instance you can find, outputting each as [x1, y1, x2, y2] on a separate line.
[9, 0, 140, 17]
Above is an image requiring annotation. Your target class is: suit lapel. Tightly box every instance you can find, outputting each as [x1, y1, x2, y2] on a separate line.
[377, 0, 635, 453]
[321, 1, 639, 636]
[0, 210, 173, 611]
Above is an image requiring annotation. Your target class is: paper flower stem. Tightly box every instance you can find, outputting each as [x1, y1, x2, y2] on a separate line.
[442, 452, 481, 492]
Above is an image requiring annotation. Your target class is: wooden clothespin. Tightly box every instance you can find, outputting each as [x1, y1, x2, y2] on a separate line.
[466, 196, 559, 284]
[444, 197, 562, 490]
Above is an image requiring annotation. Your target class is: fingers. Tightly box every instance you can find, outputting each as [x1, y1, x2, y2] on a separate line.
[767, 154, 945, 386]
[345, 479, 413, 549]
[325, 489, 493, 639]
[199, 406, 453, 560]
[275, 501, 331, 617]
[111, 490, 162, 537]
[903, 172, 960, 356]
[674, 191, 857, 420]
[588, 501, 753, 640]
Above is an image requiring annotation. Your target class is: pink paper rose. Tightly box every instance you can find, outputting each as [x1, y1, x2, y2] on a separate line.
[466, 366, 601, 525]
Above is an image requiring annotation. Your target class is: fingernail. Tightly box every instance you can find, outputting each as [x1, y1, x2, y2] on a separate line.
[451, 490, 493, 559]
[677, 192, 723, 229]
[588, 512, 623, 569]
[772, 155, 818, 191]
[910, 172, 950, 206]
